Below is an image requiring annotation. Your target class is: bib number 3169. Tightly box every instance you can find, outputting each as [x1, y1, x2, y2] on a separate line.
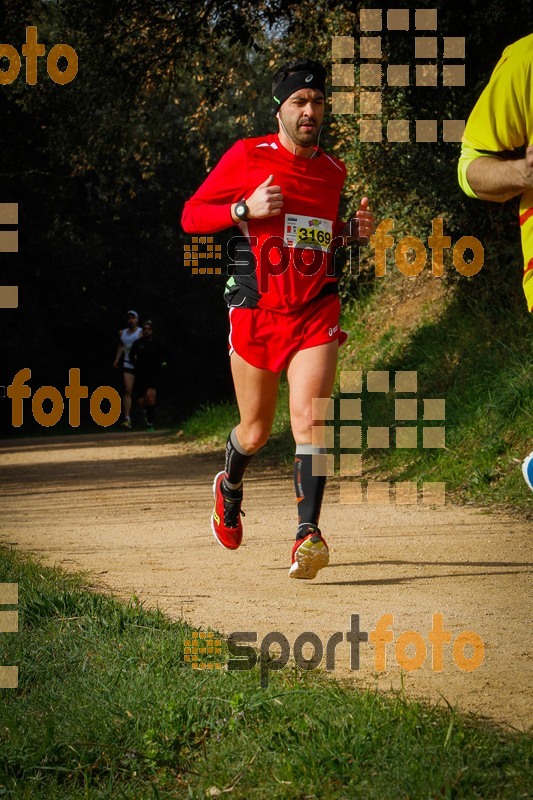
[285, 214, 333, 251]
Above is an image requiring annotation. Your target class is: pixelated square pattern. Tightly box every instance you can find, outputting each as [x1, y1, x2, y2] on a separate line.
[395, 481, 418, 504]
[332, 63, 354, 86]
[395, 371, 417, 392]
[0, 231, 18, 252]
[443, 120, 465, 142]
[415, 37, 437, 59]
[340, 370, 362, 393]
[360, 9, 382, 31]
[340, 482, 363, 504]
[367, 481, 390, 503]
[340, 454, 362, 476]
[184, 236, 222, 274]
[0, 286, 18, 308]
[360, 37, 382, 59]
[387, 65, 409, 86]
[424, 399, 445, 419]
[0, 202, 18, 304]
[422, 482, 446, 505]
[0, 666, 18, 689]
[338, 478, 444, 506]
[332, 92, 354, 114]
[416, 120, 438, 142]
[0, 203, 18, 224]
[312, 453, 335, 477]
[184, 631, 223, 669]
[315, 369, 447, 500]
[332, 36, 354, 58]
[0, 583, 18, 604]
[443, 37, 465, 58]
[367, 427, 389, 448]
[313, 397, 334, 421]
[311, 425, 334, 449]
[423, 427, 446, 448]
[0, 611, 18, 633]
[333, 9, 464, 145]
[387, 9, 409, 30]
[396, 427, 418, 448]
[340, 426, 362, 449]
[415, 9, 438, 30]
[367, 371, 389, 392]
[443, 65, 465, 87]
[359, 64, 382, 86]
[388, 120, 410, 142]
[359, 120, 382, 142]
[416, 64, 438, 86]
[395, 399, 417, 420]
[340, 398, 362, 420]
[360, 91, 382, 115]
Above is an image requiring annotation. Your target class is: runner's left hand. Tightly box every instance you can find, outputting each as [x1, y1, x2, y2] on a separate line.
[341, 197, 375, 244]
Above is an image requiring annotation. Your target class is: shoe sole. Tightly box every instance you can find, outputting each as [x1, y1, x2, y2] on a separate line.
[211, 471, 241, 550]
[522, 452, 533, 492]
[289, 538, 329, 580]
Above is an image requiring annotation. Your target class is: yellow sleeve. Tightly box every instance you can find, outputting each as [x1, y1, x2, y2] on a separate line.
[457, 145, 496, 199]
[458, 35, 533, 197]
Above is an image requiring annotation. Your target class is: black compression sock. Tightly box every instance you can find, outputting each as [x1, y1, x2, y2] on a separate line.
[294, 446, 326, 530]
[224, 428, 256, 490]
[296, 522, 320, 541]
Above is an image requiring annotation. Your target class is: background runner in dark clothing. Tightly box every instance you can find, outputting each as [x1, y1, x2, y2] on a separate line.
[130, 320, 167, 431]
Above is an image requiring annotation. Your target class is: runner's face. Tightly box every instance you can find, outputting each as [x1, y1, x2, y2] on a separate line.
[278, 88, 325, 148]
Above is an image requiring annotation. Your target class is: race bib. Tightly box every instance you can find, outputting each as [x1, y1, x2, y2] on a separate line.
[285, 214, 333, 251]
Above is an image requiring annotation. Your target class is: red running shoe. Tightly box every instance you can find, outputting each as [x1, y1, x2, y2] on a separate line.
[289, 525, 329, 579]
[211, 471, 244, 550]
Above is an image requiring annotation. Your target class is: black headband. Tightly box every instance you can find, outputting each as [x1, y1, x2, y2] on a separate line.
[272, 70, 326, 110]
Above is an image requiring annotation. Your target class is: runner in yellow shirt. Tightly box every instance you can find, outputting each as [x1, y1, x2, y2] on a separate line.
[458, 33, 533, 491]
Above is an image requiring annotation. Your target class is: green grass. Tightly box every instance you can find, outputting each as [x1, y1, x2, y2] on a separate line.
[339, 279, 533, 514]
[181, 380, 295, 466]
[0, 548, 531, 799]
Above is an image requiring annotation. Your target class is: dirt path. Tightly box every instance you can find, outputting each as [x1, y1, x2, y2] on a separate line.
[1, 432, 531, 730]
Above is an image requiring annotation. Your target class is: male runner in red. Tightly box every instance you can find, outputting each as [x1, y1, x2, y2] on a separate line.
[182, 59, 375, 579]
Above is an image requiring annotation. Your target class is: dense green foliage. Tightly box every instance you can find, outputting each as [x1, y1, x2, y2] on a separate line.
[2, 0, 531, 432]
[1, 548, 531, 798]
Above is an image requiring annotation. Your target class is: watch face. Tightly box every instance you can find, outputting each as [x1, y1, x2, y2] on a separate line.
[236, 202, 247, 219]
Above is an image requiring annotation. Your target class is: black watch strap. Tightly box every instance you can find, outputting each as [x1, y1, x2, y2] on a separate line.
[235, 199, 249, 220]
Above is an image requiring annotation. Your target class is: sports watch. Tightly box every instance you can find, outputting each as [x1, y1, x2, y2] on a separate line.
[234, 199, 249, 221]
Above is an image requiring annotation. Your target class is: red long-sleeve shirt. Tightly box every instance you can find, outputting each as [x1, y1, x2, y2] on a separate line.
[182, 133, 347, 312]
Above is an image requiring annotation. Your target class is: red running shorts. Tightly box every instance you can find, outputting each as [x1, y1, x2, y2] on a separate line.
[228, 293, 348, 372]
